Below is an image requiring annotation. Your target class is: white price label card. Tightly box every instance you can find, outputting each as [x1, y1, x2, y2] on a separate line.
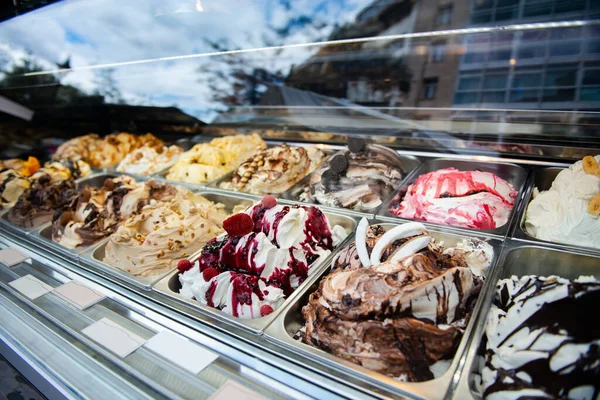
[0, 248, 29, 267]
[9, 274, 52, 300]
[53, 281, 106, 310]
[82, 318, 146, 358]
[209, 380, 268, 400]
[144, 331, 218, 375]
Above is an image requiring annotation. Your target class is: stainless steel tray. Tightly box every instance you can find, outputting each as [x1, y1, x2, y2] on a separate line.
[78, 191, 257, 291]
[512, 166, 600, 254]
[152, 203, 358, 334]
[264, 221, 504, 400]
[449, 242, 600, 400]
[0, 211, 44, 235]
[380, 158, 528, 237]
[280, 145, 422, 216]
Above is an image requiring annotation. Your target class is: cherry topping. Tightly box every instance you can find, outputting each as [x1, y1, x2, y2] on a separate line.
[261, 195, 277, 209]
[223, 213, 254, 237]
[177, 259, 193, 273]
[202, 267, 219, 281]
[260, 305, 274, 316]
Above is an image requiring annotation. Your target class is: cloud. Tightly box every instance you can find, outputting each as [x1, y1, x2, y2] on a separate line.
[0, 0, 367, 122]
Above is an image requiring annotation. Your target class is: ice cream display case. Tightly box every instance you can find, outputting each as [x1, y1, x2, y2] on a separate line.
[0, 0, 600, 399]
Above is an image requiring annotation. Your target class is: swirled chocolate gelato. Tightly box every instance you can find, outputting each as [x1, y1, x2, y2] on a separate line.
[8, 175, 79, 228]
[298, 140, 407, 211]
[302, 219, 493, 382]
[0, 157, 91, 210]
[219, 144, 326, 195]
[52, 177, 181, 248]
[480, 275, 600, 399]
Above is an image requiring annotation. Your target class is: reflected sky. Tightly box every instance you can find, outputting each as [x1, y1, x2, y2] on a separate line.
[0, 0, 598, 126]
[0, 0, 369, 121]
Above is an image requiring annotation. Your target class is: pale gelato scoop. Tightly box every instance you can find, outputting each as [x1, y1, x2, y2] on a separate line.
[166, 134, 267, 184]
[525, 155, 600, 249]
[104, 190, 230, 277]
[117, 144, 182, 176]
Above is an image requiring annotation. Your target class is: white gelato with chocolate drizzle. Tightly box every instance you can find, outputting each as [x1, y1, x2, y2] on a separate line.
[299, 139, 406, 211]
[219, 144, 326, 195]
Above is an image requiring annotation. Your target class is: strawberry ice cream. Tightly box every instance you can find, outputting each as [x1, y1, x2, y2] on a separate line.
[390, 168, 518, 229]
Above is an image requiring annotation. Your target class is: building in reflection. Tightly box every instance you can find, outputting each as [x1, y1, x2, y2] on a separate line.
[285, 0, 471, 119]
[452, 0, 600, 125]
[286, 0, 600, 128]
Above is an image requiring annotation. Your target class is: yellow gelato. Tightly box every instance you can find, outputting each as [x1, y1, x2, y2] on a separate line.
[166, 134, 267, 184]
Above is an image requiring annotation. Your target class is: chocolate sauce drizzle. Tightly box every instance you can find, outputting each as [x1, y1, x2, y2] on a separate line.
[483, 276, 600, 399]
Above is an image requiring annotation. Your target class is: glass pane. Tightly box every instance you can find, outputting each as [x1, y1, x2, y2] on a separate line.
[510, 89, 539, 102]
[474, 0, 494, 11]
[583, 69, 600, 86]
[489, 50, 511, 62]
[585, 40, 600, 54]
[550, 27, 581, 40]
[497, 0, 519, 6]
[458, 77, 480, 90]
[481, 91, 505, 102]
[549, 41, 581, 57]
[545, 69, 577, 86]
[524, 3, 552, 17]
[483, 74, 508, 89]
[542, 88, 575, 102]
[580, 87, 600, 101]
[517, 46, 546, 59]
[463, 52, 486, 63]
[454, 92, 478, 104]
[555, 0, 586, 13]
[471, 12, 492, 24]
[512, 74, 542, 88]
[495, 8, 518, 21]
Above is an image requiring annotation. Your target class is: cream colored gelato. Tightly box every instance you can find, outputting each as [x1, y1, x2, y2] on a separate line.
[525, 155, 600, 249]
[166, 134, 267, 184]
[104, 189, 229, 277]
[53, 133, 164, 168]
[117, 144, 182, 175]
[219, 144, 326, 195]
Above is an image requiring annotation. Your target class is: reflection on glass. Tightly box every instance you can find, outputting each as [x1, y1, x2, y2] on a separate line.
[0, 0, 596, 151]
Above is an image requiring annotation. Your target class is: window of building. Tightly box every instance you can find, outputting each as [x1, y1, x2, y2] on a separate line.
[483, 71, 509, 89]
[458, 77, 481, 90]
[437, 5, 453, 25]
[512, 73, 542, 88]
[482, 91, 505, 102]
[544, 65, 577, 87]
[580, 68, 600, 101]
[430, 42, 445, 62]
[509, 89, 540, 102]
[542, 88, 576, 102]
[422, 78, 438, 99]
[454, 92, 478, 104]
